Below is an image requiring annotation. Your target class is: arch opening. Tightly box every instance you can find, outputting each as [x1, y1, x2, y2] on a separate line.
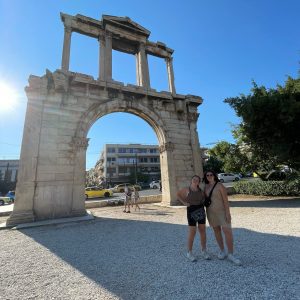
[86, 112, 162, 196]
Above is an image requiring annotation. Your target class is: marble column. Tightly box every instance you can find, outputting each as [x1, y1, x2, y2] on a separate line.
[188, 113, 203, 178]
[135, 53, 141, 86]
[138, 43, 150, 89]
[61, 26, 72, 71]
[166, 57, 176, 95]
[105, 33, 112, 81]
[71, 137, 89, 217]
[99, 35, 106, 80]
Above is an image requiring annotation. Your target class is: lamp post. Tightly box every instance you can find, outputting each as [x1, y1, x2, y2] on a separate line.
[134, 151, 138, 184]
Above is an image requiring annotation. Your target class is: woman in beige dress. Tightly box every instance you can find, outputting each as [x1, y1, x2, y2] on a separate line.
[204, 170, 241, 265]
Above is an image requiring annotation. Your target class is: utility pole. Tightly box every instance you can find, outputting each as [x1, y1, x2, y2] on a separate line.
[107, 160, 110, 188]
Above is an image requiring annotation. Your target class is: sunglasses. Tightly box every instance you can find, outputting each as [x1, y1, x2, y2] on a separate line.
[206, 174, 214, 177]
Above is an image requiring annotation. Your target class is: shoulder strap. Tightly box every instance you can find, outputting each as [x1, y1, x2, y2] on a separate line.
[208, 182, 218, 198]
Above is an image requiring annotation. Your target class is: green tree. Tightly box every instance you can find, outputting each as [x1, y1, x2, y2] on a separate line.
[225, 76, 300, 172]
[128, 172, 150, 184]
[208, 141, 231, 158]
[203, 156, 223, 173]
[206, 141, 248, 174]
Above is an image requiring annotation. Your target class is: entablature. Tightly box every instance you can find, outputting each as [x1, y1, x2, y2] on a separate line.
[60, 12, 173, 58]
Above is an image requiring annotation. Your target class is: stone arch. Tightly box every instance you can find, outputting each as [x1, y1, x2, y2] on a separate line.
[78, 98, 167, 145]
[7, 13, 203, 226]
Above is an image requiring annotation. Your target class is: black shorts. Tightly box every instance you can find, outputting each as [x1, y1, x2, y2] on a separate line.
[187, 205, 206, 226]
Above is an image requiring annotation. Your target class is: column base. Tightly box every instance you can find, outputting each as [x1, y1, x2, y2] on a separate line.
[71, 208, 88, 217]
[6, 211, 35, 226]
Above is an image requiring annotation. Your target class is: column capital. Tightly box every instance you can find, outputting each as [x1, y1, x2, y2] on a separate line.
[105, 31, 113, 39]
[165, 56, 173, 63]
[187, 112, 199, 123]
[98, 34, 105, 42]
[64, 26, 72, 34]
[159, 142, 174, 153]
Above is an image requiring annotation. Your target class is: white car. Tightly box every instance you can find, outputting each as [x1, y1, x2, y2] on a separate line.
[218, 173, 240, 183]
[149, 180, 161, 189]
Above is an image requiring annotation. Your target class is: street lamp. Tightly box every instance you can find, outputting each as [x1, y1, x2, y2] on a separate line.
[134, 150, 138, 184]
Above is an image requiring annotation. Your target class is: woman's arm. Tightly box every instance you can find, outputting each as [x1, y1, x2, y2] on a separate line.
[177, 188, 190, 206]
[219, 183, 231, 223]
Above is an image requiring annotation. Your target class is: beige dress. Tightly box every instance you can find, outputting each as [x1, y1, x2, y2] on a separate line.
[206, 183, 230, 227]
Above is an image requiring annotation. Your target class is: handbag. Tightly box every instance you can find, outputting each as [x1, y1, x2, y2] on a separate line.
[204, 182, 218, 207]
[191, 207, 206, 222]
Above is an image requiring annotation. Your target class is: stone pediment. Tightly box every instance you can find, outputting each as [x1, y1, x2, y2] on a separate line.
[102, 15, 150, 37]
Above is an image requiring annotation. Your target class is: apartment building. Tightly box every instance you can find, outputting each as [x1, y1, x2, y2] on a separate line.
[0, 160, 19, 182]
[94, 144, 160, 186]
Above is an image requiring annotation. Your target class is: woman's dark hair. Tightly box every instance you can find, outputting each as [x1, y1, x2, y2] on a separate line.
[203, 170, 219, 184]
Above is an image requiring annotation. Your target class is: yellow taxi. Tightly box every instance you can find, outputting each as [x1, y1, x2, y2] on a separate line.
[112, 183, 141, 193]
[85, 186, 113, 200]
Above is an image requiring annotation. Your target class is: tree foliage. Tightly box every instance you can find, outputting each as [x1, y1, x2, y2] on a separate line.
[224, 76, 300, 171]
[205, 141, 247, 173]
[203, 155, 223, 173]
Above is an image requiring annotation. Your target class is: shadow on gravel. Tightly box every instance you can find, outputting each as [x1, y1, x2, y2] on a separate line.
[230, 197, 300, 208]
[16, 213, 300, 300]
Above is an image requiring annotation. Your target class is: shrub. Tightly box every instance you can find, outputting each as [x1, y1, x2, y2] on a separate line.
[233, 179, 300, 196]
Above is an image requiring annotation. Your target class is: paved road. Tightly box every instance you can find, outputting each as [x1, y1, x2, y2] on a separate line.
[0, 181, 254, 214]
[1, 199, 299, 299]
[0, 189, 162, 215]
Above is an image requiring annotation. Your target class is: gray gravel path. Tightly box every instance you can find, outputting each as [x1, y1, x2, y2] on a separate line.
[1, 198, 300, 300]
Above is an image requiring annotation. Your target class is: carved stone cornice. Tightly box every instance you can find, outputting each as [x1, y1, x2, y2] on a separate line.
[45, 70, 71, 93]
[187, 112, 199, 123]
[107, 89, 119, 99]
[159, 142, 174, 153]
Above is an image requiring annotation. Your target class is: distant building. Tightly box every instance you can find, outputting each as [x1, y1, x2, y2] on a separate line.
[94, 144, 160, 186]
[0, 160, 19, 182]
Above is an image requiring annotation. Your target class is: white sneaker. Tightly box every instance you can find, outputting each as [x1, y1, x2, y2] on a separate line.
[217, 251, 226, 260]
[201, 250, 211, 260]
[227, 253, 242, 266]
[187, 252, 196, 262]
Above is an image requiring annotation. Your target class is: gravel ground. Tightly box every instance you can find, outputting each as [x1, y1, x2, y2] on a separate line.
[0, 197, 299, 300]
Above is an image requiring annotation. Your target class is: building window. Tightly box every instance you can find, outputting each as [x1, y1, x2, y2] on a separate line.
[118, 148, 126, 153]
[118, 157, 126, 163]
[108, 147, 115, 153]
[139, 148, 147, 153]
[140, 157, 148, 163]
[150, 149, 157, 153]
[150, 157, 159, 163]
[119, 167, 127, 173]
[107, 157, 116, 162]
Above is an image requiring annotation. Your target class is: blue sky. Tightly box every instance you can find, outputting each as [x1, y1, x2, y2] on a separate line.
[0, 0, 299, 170]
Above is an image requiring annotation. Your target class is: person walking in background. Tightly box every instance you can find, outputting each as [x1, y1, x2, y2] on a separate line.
[204, 170, 242, 266]
[177, 175, 210, 262]
[123, 185, 132, 213]
[132, 187, 140, 211]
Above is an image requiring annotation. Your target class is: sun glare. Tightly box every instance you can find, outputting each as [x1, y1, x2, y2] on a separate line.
[0, 81, 18, 111]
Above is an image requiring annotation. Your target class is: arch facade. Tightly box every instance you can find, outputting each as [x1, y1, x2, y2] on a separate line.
[7, 13, 203, 225]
